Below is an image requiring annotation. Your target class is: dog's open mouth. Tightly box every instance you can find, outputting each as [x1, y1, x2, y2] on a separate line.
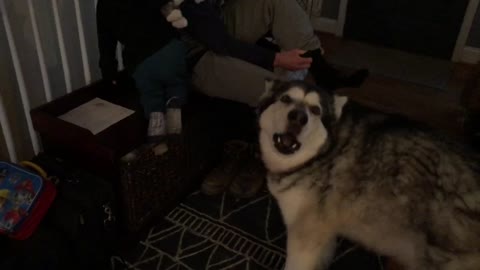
[273, 133, 301, 155]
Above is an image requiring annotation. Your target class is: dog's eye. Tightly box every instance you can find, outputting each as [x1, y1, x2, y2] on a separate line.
[280, 95, 292, 104]
[310, 106, 321, 115]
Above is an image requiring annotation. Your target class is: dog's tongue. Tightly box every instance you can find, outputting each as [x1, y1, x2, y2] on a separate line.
[273, 133, 301, 154]
[279, 133, 295, 147]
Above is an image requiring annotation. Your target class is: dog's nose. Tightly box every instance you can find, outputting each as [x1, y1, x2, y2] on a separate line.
[288, 109, 308, 126]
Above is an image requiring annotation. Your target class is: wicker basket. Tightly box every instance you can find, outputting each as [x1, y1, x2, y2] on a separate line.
[117, 94, 238, 232]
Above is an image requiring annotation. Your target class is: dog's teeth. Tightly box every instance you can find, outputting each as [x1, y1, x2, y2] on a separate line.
[276, 136, 281, 143]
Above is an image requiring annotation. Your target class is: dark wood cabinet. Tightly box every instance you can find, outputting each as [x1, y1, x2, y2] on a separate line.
[461, 62, 480, 148]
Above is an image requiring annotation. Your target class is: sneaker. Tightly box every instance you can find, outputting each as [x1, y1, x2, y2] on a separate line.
[229, 145, 266, 199]
[201, 140, 249, 196]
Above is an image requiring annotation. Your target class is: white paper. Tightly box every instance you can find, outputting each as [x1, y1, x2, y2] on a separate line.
[58, 98, 135, 135]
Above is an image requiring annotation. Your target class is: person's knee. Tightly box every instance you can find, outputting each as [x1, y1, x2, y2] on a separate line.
[154, 62, 185, 82]
[208, 40, 229, 55]
[166, 95, 187, 108]
[133, 74, 153, 94]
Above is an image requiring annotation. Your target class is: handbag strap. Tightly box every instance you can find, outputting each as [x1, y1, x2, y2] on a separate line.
[19, 161, 48, 179]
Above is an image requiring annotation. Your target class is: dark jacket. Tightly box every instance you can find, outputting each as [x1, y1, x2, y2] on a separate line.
[181, 0, 276, 71]
[96, 0, 177, 82]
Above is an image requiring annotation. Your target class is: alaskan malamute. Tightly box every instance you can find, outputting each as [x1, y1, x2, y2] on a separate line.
[257, 79, 480, 270]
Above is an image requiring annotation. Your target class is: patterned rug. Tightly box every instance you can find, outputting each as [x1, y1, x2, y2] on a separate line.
[112, 189, 386, 270]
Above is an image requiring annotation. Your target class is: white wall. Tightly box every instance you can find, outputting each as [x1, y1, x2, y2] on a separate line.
[466, 1, 480, 48]
[0, 0, 102, 162]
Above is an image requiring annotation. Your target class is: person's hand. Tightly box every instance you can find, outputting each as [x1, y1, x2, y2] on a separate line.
[162, 0, 188, 29]
[274, 49, 312, 71]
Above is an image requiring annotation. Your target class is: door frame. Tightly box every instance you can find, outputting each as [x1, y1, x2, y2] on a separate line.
[452, 0, 480, 64]
[311, 0, 480, 64]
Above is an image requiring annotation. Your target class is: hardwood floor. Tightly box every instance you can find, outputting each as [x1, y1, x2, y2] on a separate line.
[317, 33, 478, 139]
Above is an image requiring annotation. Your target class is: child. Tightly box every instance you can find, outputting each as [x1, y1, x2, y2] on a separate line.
[96, 0, 187, 152]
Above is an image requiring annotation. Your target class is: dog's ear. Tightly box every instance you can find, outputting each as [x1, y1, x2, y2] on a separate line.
[263, 77, 276, 96]
[257, 78, 280, 116]
[259, 77, 282, 102]
[333, 95, 348, 120]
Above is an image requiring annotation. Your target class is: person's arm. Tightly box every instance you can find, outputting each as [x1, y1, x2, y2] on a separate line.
[181, 1, 277, 70]
[274, 50, 312, 71]
[96, 0, 118, 83]
[181, 1, 312, 71]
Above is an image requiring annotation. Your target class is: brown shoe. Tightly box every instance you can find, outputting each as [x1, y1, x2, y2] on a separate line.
[201, 140, 249, 196]
[229, 145, 266, 199]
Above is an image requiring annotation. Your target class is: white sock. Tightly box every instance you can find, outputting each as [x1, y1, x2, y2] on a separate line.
[286, 69, 309, 81]
[166, 108, 182, 135]
[148, 112, 166, 138]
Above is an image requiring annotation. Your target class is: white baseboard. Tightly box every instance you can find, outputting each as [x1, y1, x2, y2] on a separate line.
[310, 17, 338, 35]
[460, 46, 480, 64]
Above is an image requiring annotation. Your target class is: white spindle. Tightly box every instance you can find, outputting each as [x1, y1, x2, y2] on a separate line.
[74, 0, 91, 84]
[51, 0, 72, 93]
[452, 0, 480, 62]
[116, 42, 124, 71]
[336, 0, 348, 37]
[27, 0, 53, 102]
[0, 0, 41, 155]
[0, 94, 18, 162]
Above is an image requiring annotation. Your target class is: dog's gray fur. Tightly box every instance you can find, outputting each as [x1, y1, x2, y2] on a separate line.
[257, 79, 480, 270]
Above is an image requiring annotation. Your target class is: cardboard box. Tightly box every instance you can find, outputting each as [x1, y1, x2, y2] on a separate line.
[30, 80, 146, 181]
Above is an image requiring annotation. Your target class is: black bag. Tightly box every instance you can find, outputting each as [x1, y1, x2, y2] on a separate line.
[0, 224, 74, 270]
[31, 153, 118, 270]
